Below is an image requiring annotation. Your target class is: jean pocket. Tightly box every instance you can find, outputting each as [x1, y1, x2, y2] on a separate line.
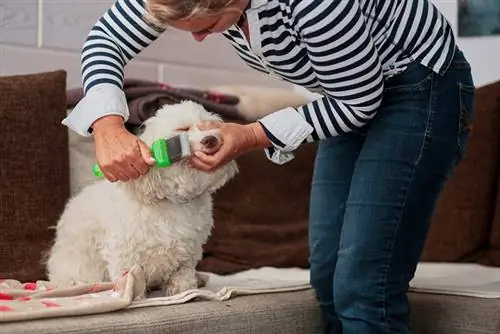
[384, 62, 434, 93]
[457, 83, 475, 154]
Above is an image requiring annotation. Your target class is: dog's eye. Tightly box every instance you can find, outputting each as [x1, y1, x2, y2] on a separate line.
[175, 126, 190, 131]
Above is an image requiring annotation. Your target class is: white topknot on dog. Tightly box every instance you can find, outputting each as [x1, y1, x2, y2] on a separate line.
[46, 100, 238, 297]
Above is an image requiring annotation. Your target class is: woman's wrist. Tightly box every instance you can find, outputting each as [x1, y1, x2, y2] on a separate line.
[92, 115, 125, 134]
[245, 122, 272, 149]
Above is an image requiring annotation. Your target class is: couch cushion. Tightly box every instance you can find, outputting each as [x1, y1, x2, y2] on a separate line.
[0, 290, 323, 334]
[409, 292, 500, 334]
[489, 173, 500, 249]
[461, 249, 500, 267]
[421, 81, 500, 262]
[198, 144, 317, 274]
[202, 81, 500, 272]
[0, 289, 498, 334]
[0, 70, 69, 282]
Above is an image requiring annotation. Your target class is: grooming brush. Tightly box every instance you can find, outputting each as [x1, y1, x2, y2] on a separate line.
[92, 133, 191, 177]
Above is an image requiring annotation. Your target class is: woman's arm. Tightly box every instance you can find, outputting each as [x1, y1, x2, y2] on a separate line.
[258, 0, 384, 164]
[62, 0, 165, 136]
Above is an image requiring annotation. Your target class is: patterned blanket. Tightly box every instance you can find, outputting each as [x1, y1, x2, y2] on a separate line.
[0, 266, 312, 323]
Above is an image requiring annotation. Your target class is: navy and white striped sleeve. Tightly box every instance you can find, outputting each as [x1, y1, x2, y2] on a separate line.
[62, 0, 165, 136]
[258, 0, 384, 164]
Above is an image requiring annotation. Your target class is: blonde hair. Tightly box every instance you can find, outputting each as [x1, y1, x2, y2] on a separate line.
[145, 0, 241, 26]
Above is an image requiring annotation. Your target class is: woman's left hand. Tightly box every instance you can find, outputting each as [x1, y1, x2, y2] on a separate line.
[189, 121, 271, 172]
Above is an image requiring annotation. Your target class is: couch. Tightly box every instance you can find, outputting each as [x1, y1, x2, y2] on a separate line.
[0, 70, 500, 333]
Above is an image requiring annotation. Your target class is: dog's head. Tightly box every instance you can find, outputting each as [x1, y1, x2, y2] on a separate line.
[120, 100, 238, 204]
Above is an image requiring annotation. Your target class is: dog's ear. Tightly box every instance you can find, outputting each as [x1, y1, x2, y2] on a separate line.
[124, 122, 146, 136]
[141, 98, 164, 120]
[205, 161, 239, 194]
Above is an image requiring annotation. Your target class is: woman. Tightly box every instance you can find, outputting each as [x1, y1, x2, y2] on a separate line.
[64, 0, 475, 332]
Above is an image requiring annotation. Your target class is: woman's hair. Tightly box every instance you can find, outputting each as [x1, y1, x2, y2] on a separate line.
[145, 0, 240, 26]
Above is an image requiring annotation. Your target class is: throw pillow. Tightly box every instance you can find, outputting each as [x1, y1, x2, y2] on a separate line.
[197, 143, 317, 274]
[0, 70, 69, 282]
[421, 81, 500, 262]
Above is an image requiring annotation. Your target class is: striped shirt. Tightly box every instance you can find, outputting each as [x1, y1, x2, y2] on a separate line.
[62, 0, 456, 164]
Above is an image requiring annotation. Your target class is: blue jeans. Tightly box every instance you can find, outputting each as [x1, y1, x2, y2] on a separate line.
[308, 48, 475, 334]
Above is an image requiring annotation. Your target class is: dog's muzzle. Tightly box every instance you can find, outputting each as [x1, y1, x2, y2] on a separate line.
[188, 129, 222, 154]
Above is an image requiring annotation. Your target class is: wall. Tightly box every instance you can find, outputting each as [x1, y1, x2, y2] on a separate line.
[433, 0, 500, 86]
[0, 0, 499, 91]
[0, 0, 289, 90]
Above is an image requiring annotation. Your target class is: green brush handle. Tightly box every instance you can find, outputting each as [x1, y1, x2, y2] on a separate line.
[93, 139, 172, 177]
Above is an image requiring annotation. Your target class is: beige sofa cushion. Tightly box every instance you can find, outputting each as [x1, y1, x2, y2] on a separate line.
[67, 112, 97, 196]
[0, 289, 499, 334]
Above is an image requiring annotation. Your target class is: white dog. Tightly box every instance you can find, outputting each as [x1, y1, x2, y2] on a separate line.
[46, 100, 238, 297]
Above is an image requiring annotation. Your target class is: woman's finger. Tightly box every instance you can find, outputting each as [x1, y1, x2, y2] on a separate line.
[113, 167, 131, 182]
[103, 169, 118, 183]
[189, 155, 214, 172]
[196, 120, 223, 131]
[103, 165, 128, 182]
[194, 150, 222, 166]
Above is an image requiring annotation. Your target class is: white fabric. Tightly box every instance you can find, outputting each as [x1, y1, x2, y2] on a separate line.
[62, 84, 129, 136]
[129, 267, 312, 309]
[133, 262, 500, 311]
[258, 107, 314, 164]
[409, 262, 500, 299]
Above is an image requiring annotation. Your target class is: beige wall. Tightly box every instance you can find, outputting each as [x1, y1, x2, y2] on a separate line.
[0, 0, 290, 90]
[433, 0, 500, 87]
[1, 1, 499, 91]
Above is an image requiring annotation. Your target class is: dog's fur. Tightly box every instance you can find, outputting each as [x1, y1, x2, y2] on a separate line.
[46, 101, 238, 297]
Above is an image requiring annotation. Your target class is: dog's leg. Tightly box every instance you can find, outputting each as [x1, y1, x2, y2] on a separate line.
[45, 193, 109, 285]
[104, 246, 182, 299]
[46, 237, 108, 285]
[106, 259, 149, 299]
[163, 263, 198, 296]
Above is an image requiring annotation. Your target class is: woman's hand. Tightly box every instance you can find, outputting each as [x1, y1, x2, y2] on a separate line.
[189, 121, 271, 172]
[92, 116, 155, 182]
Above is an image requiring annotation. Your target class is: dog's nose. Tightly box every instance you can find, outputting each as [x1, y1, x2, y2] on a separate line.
[200, 135, 218, 149]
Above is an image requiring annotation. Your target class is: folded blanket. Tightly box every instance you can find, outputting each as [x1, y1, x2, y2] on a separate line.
[0, 266, 311, 323]
[409, 262, 500, 298]
[66, 79, 243, 127]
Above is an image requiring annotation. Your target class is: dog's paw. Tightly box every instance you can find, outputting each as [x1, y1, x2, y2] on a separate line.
[195, 272, 209, 288]
[135, 290, 147, 300]
[134, 282, 147, 300]
[163, 276, 197, 297]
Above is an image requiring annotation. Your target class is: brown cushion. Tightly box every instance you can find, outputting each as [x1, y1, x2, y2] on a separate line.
[197, 143, 317, 274]
[0, 70, 69, 282]
[201, 81, 500, 274]
[420, 81, 500, 262]
[460, 249, 500, 267]
[490, 174, 500, 249]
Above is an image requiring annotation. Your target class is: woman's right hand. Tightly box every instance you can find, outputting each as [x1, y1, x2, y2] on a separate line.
[92, 116, 155, 182]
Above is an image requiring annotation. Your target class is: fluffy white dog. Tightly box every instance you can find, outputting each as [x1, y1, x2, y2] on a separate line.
[46, 100, 238, 297]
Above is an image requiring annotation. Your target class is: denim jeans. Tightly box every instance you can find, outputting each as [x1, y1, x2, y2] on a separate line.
[308, 48, 475, 334]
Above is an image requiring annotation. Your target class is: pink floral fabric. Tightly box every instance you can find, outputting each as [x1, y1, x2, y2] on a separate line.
[0, 266, 145, 322]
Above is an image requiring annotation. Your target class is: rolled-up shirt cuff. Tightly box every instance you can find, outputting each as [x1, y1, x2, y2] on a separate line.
[257, 107, 313, 164]
[61, 84, 129, 137]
